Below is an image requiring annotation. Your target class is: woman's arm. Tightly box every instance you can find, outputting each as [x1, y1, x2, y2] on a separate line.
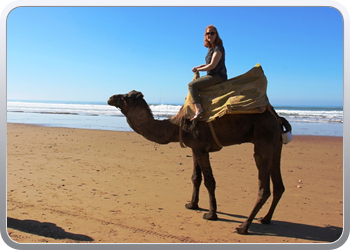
[192, 64, 206, 72]
[192, 51, 222, 72]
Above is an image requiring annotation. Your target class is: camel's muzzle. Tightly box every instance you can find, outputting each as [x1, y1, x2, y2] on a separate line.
[107, 95, 120, 107]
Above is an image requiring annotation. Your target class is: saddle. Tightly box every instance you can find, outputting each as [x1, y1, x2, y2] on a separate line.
[182, 63, 270, 122]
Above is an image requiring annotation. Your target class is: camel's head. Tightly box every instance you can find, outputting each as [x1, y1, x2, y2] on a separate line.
[107, 90, 145, 114]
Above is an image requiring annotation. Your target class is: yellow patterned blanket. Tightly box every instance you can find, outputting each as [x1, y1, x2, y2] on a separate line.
[182, 64, 270, 122]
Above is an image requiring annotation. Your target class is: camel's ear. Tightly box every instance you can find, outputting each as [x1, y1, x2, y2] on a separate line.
[128, 90, 144, 100]
[135, 92, 144, 100]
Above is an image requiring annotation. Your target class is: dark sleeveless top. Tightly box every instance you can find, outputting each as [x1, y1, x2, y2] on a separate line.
[205, 43, 227, 80]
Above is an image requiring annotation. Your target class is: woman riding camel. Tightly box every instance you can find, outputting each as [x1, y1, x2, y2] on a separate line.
[188, 25, 228, 121]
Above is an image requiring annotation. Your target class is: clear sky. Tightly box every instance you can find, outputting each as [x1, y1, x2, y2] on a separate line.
[7, 6, 344, 106]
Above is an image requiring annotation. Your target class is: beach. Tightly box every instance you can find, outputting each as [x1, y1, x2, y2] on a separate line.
[6, 123, 343, 244]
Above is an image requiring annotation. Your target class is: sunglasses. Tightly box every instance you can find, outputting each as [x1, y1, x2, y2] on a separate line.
[206, 32, 216, 36]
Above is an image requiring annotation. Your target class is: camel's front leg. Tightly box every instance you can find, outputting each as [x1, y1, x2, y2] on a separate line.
[192, 149, 218, 220]
[185, 151, 202, 210]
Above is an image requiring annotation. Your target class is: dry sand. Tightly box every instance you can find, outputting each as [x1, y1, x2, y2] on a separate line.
[6, 123, 343, 244]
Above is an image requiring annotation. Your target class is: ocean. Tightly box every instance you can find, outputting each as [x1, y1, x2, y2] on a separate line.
[7, 100, 343, 137]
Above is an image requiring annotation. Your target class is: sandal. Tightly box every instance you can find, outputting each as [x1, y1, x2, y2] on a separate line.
[190, 111, 204, 121]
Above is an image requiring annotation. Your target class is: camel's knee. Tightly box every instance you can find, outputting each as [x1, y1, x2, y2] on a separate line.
[204, 178, 216, 191]
[258, 188, 271, 202]
[271, 172, 285, 197]
[273, 185, 285, 198]
[191, 174, 202, 186]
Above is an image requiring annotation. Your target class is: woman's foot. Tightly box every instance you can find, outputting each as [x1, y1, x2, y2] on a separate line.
[190, 103, 204, 121]
[190, 111, 204, 121]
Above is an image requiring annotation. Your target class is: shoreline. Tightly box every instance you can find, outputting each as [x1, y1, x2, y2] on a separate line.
[6, 123, 343, 244]
[6, 120, 344, 137]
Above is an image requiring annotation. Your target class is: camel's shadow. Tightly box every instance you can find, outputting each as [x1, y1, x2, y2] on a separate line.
[7, 217, 94, 242]
[194, 208, 342, 242]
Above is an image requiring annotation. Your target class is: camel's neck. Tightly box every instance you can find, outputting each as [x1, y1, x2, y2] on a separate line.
[125, 104, 179, 145]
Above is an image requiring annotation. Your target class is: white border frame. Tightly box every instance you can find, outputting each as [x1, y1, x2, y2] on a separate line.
[1, 1, 348, 249]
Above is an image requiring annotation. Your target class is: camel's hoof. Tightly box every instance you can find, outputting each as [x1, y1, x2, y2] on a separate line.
[185, 203, 199, 210]
[203, 213, 218, 220]
[258, 217, 271, 224]
[235, 226, 249, 235]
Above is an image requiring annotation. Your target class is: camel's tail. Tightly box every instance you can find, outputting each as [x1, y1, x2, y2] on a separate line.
[268, 104, 291, 132]
[280, 116, 292, 133]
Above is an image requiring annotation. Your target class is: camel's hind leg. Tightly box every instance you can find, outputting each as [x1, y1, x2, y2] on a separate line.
[236, 142, 273, 234]
[185, 151, 202, 210]
[259, 139, 285, 224]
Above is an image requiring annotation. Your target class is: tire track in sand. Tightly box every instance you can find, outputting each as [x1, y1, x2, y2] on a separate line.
[7, 199, 201, 243]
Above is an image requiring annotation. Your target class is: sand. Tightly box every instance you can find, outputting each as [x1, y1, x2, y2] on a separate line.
[6, 123, 343, 244]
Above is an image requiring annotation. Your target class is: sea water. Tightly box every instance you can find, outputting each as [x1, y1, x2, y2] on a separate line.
[7, 100, 343, 137]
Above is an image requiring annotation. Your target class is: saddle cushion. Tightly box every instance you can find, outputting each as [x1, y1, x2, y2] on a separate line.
[182, 63, 270, 122]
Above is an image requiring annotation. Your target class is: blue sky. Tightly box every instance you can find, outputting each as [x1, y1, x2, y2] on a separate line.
[7, 6, 343, 106]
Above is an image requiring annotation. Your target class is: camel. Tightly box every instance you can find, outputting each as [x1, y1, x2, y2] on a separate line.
[107, 90, 291, 234]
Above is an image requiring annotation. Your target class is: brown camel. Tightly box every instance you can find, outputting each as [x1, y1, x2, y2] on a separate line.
[107, 90, 292, 234]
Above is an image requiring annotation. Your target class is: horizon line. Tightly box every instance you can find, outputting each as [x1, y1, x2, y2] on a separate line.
[7, 99, 344, 109]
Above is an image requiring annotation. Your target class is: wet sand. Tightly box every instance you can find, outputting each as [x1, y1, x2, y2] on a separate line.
[6, 123, 343, 244]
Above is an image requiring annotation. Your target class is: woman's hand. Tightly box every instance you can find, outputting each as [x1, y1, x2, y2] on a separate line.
[192, 64, 205, 72]
[192, 52, 222, 73]
[193, 51, 222, 73]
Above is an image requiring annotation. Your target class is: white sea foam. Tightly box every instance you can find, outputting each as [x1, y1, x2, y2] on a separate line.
[7, 101, 122, 116]
[7, 101, 343, 136]
[7, 101, 343, 123]
[276, 109, 343, 123]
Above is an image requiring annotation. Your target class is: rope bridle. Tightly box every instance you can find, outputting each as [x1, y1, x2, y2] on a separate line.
[117, 97, 121, 108]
